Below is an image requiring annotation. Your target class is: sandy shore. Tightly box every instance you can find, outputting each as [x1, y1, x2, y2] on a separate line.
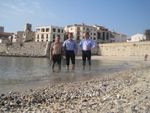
[0, 57, 150, 113]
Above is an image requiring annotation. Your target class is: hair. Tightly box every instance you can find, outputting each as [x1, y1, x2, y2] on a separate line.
[84, 32, 89, 35]
[56, 35, 60, 38]
[67, 32, 73, 36]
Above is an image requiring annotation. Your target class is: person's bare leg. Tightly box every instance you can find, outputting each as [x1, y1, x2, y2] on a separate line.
[66, 65, 69, 71]
[52, 63, 55, 72]
[58, 64, 61, 72]
[72, 64, 75, 71]
[88, 60, 91, 70]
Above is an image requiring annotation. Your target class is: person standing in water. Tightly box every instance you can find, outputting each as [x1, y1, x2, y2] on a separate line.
[79, 32, 96, 70]
[50, 35, 63, 72]
[63, 32, 77, 71]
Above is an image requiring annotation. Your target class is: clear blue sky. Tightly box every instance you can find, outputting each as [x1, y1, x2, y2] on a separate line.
[0, 0, 150, 36]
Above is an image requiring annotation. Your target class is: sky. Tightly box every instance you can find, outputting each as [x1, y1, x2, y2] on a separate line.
[0, 0, 150, 36]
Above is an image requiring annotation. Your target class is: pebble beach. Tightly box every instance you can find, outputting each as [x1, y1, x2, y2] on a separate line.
[0, 57, 150, 113]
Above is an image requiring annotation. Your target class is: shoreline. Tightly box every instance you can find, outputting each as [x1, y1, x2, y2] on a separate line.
[0, 64, 150, 113]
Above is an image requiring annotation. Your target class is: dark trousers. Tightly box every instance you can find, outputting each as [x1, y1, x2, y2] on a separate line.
[52, 54, 61, 69]
[82, 50, 91, 66]
[65, 50, 75, 65]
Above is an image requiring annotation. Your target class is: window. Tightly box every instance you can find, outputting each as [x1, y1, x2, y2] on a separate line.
[41, 28, 45, 32]
[41, 34, 44, 39]
[94, 37, 96, 40]
[97, 32, 101, 39]
[106, 32, 109, 40]
[91, 33, 92, 35]
[37, 40, 39, 42]
[62, 29, 63, 33]
[94, 33, 96, 36]
[102, 32, 105, 40]
[53, 34, 55, 39]
[53, 28, 56, 32]
[46, 34, 48, 38]
[42, 40, 44, 42]
[77, 27, 80, 31]
[58, 29, 60, 33]
[46, 28, 49, 32]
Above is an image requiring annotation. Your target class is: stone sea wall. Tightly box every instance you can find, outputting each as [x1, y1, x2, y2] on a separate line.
[3, 41, 150, 57]
[0, 42, 48, 57]
[99, 41, 150, 56]
[0, 42, 99, 57]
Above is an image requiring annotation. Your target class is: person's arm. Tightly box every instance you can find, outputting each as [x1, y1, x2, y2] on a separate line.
[79, 40, 83, 48]
[75, 41, 78, 55]
[50, 43, 53, 59]
[61, 43, 64, 55]
[91, 39, 96, 49]
[62, 41, 66, 51]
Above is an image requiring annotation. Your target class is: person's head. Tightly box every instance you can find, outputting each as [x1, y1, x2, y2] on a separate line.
[55, 35, 60, 43]
[83, 32, 90, 39]
[68, 32, 73, 40]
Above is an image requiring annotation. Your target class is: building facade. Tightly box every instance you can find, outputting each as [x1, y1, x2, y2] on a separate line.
[0, 26, 13, 43]
[128, 33, 146, 42]
[0, 26, 4, 32]
[35, 26, 64, 42]
[64, 24, 111, 43]
[93, 25, 111, 43]
[145, 29, 150, 41]
[111, 32, 127, 42]
[64, 24, 97, 42]
[12, 23, 35, 43]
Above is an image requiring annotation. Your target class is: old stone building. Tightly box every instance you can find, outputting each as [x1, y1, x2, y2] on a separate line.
[12, 23, 35, 43]
[0, 26, 13, 43]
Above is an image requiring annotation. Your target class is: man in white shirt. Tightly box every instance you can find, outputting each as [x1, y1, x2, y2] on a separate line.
[79, 32, 96, 70]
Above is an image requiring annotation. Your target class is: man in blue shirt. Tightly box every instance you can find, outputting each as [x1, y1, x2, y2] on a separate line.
[79, 32, 96, 70]
[63, 33, 77, 71]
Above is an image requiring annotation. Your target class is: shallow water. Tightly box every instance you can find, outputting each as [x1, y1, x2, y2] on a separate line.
[0, 56, 133, 93]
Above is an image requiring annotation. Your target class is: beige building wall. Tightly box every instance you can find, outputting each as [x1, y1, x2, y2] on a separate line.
[35, 26, 64, 42]
[64, 24, 97, 41]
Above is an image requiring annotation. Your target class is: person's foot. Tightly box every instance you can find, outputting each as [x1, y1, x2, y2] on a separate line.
[83, 65, 85, 70]
[89, 65, 91, 70]
[52, 69, 55, 72]
[66, 65, 69, 71]
[72, 64, 75, 70]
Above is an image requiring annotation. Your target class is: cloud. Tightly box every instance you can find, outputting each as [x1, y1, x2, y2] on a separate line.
[0, 0, 42, 16]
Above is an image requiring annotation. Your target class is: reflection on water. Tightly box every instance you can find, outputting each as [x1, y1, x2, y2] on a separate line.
[0, 56, 132, 93]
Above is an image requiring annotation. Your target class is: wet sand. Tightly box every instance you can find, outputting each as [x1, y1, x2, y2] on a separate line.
[0, 56, 150, 113]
